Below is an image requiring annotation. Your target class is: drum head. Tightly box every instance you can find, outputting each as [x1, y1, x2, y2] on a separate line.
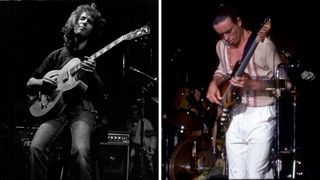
[169, 135, 225, 180]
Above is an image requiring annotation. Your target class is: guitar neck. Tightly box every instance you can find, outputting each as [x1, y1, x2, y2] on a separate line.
[235, 38, 259, 77]
[221, 38, 260, 105]
[87, 25, 150, 62]
[88, 36, 126, 61]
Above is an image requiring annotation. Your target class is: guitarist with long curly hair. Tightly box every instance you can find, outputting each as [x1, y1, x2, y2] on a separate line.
[26, 3, 107, 180]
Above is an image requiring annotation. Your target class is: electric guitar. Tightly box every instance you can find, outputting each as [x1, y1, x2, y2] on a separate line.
[219, 18, 272, 122]
[29, 25, 150, 117]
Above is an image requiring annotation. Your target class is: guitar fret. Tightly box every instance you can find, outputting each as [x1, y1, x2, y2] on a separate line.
[89, 36, 125, 60]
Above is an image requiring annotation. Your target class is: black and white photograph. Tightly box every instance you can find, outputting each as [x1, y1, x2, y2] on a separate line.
[1, 0, 158, 180]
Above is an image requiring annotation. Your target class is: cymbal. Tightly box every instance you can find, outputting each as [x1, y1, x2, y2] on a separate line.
[165, 109, 202, 130]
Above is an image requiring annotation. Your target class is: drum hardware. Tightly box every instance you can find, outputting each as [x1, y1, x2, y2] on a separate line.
[272, 63, 309, 179]
[287, 86, 308, 179]
[166, 86, 225, 179]
[273, 63, 287, 179]
[129, 66, 157, 83]
[168, 134, 226, 180]
[129, 66, 157, 180]
[166, 87, 217, 134]
[168, 109, 227, 180]
[168, 135, 212, 180]
[210, 114, 228, 177]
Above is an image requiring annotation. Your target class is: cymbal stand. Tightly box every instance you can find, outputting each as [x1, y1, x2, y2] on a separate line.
[274, 64, 307, 179]
[130, 67, 157, 179]
[138, 85, 146, 180]
[273, 63, 287, 179]
[281, 50, 311, 179]
[291, 86, 298, 179]
[289, 86, 308, 179]
[274, 82, 282, 179]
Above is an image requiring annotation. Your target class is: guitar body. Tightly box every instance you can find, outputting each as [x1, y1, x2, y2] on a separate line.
[30, 58, 88, 117]
[215, 82, 234, 128]
[220, 82, 237, 109]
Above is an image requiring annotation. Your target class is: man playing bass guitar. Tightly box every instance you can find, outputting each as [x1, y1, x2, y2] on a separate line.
[206, 4, 288, 179]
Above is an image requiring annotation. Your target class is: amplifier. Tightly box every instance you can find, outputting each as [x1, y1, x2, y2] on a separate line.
[15, 127, 131, 180]
[15, 127, 131, 147]
[100, 131, 130, 146]
[98, 131, 130, 180]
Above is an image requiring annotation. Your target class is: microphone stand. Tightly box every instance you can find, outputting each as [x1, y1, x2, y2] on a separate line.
[130, 67, 157, 179]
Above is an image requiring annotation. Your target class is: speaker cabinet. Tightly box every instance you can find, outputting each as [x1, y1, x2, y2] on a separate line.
[98, 131, 130, 180]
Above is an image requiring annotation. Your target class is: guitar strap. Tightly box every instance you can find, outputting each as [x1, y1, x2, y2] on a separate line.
[242, 33, 256, 60]
[230, 33, 256, 78]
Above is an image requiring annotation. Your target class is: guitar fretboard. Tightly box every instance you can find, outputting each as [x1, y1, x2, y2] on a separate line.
[235, 38, 259, 77]
[89, 35, 126, 61]
[88, 25, 150, 62]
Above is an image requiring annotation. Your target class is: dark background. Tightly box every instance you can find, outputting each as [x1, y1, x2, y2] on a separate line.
[162, 0, 319, 179]
[1, 0, 320, 179]
[0, 0, 158, 179]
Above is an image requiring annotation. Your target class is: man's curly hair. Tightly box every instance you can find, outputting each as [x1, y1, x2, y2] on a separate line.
[62, 3, 106, 49]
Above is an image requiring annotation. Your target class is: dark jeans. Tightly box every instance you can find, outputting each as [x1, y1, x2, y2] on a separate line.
[29, 100, 96, 180]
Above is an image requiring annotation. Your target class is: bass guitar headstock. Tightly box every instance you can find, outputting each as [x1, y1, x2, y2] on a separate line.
[257, 17, 271, 42]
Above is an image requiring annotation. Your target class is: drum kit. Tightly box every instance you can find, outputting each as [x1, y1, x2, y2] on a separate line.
[163, 87, 228, 180]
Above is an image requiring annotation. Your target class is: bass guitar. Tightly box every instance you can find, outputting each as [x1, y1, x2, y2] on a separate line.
[29, 26, 150, 117]
[219, 18, 272, 122]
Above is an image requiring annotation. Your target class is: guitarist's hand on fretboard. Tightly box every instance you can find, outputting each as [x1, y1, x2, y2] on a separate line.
[81, 57, 96, 73]
[229, 74, 250, 89]
[78, 58, 97, 82]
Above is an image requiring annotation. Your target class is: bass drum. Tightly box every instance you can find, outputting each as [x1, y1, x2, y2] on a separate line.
[169, 135, 225, 180]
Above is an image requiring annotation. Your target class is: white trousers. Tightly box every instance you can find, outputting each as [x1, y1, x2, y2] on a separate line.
[226, 104, 276, 179]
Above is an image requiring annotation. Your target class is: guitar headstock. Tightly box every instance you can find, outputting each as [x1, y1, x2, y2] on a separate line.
[124, 25, 150, 41]
[257, 17, 271, 42]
